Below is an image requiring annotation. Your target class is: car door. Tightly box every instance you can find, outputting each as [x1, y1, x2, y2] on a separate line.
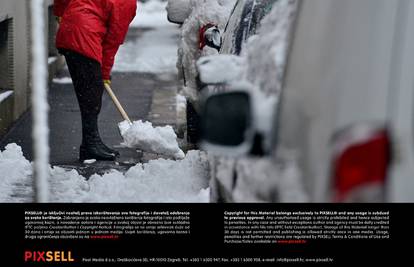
[220, 0, 250, 55]
[221, 0, 279, 55]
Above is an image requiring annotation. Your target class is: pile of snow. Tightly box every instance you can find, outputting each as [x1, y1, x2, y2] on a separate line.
[113, 0, 179, 73]
[0, 144, 33, 202]
[119, 120, 185, 160]
[0, 144, 209, 203]
[77, 151, 209, 203]
[132, 0, 171, 28]
[177, 0, 237, 103]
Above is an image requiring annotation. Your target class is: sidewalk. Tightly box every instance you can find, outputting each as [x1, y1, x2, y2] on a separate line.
[0, 26, 182, 177]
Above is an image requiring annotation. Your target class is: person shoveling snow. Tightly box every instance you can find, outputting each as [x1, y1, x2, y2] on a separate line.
[54, 0, 136, 162]
[55, 0, 184, 162]
[119, 120, 185, 160]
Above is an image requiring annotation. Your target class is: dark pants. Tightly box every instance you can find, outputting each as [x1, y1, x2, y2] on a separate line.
[60, 49, 104, 146]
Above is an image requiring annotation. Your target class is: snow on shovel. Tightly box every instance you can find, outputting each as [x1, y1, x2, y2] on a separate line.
[119, 120, 185, 160]
[104, 83, 185, 160]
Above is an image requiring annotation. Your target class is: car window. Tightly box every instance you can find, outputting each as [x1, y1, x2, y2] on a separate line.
[221, 0, 279, 55]
[234, 0, 256, 54]
[221, 0, 250, 55]
[249, 0, 279, 36]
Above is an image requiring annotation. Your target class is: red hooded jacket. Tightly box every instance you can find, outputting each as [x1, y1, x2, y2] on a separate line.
[54, 0, 137, 80]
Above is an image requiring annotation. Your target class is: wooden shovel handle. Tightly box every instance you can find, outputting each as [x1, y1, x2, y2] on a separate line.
[104, 83, 132, 124]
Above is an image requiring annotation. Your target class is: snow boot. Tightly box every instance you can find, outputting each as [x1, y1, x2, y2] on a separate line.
[80, 143, 115, 162]
[79, 115, 118, 162]
[79, 132, 117, 162]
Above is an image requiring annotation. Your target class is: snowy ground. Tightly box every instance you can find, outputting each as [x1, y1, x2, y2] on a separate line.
[0, 0, 210, 203]
[0, 144, 209, 203]
[113, 0, 180, 73]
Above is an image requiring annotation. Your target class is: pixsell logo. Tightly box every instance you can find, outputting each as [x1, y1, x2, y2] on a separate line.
[24, 251, 75, 262]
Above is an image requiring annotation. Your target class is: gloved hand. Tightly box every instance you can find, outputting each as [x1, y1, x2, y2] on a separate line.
[103, 80, 111, 86]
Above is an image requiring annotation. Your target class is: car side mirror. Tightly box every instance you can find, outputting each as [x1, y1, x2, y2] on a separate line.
[167, 0, 192, 24]
[199, 24, 222, 51]
[197, 55, 244, 85]
[201, 91, 254, 156]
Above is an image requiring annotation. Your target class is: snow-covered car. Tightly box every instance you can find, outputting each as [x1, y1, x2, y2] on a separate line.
[200, 0, 414, 203]
[171, 0, 279, 145]
[170, 0, 236, 96]
[198, 0, 301, 203]
[167, 0, 236, 145]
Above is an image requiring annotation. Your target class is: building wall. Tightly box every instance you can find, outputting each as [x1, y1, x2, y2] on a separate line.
[0, 0, 62, 137]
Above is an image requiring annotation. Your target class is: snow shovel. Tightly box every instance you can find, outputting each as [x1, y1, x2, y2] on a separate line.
[104, 82, 132, 125]
[104, 83, 185, 160]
